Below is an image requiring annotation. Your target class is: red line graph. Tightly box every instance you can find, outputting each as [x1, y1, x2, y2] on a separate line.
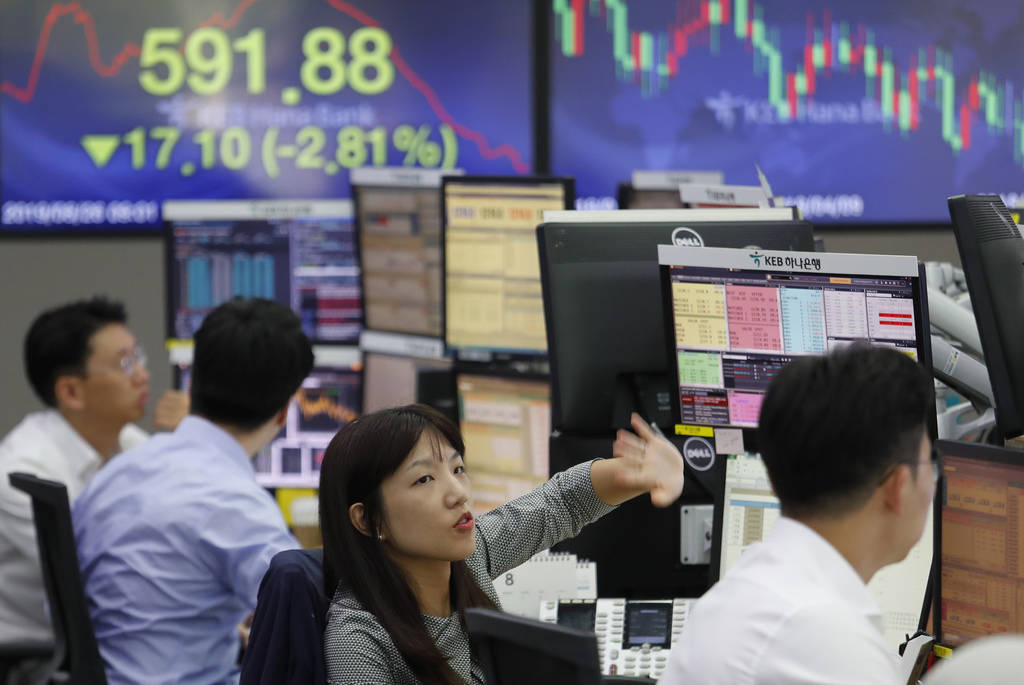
[1, 0, 528, 173]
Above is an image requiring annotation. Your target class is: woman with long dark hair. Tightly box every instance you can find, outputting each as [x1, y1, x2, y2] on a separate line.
[319, 404, 683, 684]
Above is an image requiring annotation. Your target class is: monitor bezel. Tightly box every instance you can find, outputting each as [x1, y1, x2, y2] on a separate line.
[440, 175, 574, 363]
[657, 247, 935, 451]
[933, 439, 1024, 647]
[162, 199, 360, 345]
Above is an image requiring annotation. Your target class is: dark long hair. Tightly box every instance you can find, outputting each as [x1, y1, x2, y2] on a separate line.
[319, 404, 498, 684]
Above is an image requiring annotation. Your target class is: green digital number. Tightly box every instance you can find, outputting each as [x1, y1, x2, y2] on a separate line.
[122, 127, 147, 169]
[296, 126, 326, 168]
[336, 126, 367, 168]
[151, 127, 181, 169]
[299, 27, 394, 96]
[233, 28, 267, 94]
[141, 26, 265, 96]
[185, 27, 232, 95]
[220, 128, 251, 169]
[139, 28, 186, 96]
[348, 27, 394, 95]
[301, 27, 346, 95]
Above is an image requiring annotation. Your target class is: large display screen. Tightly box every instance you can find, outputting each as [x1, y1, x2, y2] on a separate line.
[550, 1, 1024, 222]
[1, 1, 532, 230]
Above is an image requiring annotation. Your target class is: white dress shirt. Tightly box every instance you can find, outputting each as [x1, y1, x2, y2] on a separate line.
[0, 409, 147, 643]
[659, 516, 902, 685]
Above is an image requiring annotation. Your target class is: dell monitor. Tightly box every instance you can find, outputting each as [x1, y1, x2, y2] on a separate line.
[538, 210, 814, 434]
[935, 439, 1024, 646]
[659, 245, 933, 453]
[164, 200, 361, 343]
[442, 176, 574, 360]
[947, 195, 1024, 439]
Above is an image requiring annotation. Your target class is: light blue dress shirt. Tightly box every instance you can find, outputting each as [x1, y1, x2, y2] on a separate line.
[73, 416, 298, 685]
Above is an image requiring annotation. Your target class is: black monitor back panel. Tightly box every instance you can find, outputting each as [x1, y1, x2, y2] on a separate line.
[948, 195, 1024, 438]
[539, 220, 815, 435]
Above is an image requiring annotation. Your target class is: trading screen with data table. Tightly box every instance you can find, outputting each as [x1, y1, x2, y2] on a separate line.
[354, 180, 444, 338]
[661, 246, 926, 430]
[939, 448, 1024, 646]
[456, 373, 551, 514]
[443, 179, 572, 357]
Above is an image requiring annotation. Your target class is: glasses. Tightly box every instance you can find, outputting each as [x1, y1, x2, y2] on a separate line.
[118, 345, 148, 377]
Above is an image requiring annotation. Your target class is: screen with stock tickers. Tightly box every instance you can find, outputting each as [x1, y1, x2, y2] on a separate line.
[0, 1, 533, 230]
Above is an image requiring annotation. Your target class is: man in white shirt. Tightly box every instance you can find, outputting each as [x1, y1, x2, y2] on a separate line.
[0, 297, 156, 648]
[661, 345, 936, 685]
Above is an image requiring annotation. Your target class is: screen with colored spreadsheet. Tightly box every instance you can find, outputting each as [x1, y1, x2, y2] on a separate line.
[353, 168, 457, 338]
[659, 245, 931, 433]
[456, 373, 551, 514]
[442, 177, 573, 358]
[936, 440, 1024, 647]
[164, 199, 361, 343]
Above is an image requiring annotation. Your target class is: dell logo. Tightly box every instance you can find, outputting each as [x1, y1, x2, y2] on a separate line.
[683, 437, 715, 471]
[671, 227, 705, 247]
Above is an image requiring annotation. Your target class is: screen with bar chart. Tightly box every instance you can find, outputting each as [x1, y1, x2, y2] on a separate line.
[165, 199, 361, 342]
[551, 0, 1024, 222]
[0, 1, 532, 230]
[659, 245, 929, 431]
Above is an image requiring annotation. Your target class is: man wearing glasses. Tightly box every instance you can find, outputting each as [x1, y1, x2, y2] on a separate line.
[0, 296, 186, 656]
[661, 344, 936, 685]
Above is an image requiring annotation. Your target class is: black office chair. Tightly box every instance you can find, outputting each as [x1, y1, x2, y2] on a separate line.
[7, 472, 108, 684]
[239, 548, 328, 685]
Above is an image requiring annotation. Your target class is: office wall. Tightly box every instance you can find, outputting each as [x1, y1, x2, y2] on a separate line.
[817, 226, 960, 267]
[0, 237, 169, 436]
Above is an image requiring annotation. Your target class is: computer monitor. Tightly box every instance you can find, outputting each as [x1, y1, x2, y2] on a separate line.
[537, 211, 814, 434]
[173, 346, 361, 489]
[164, 200, 361, 343]
[659, 245, 933, 452]
[716, 453, 933, 650]
[362, 351, 452, 414]
[353, 168, 462, 338]
[465, 608, 601, 685]
[442, 176, 574, 359]
[935, 439, 1024, 647]
[457, 372, 551, 514]
[617, 170, 725, 209]
[947, 195, 1024, 439]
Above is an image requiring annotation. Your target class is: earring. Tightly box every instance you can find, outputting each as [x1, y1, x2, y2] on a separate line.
[377, 533, 385, 542]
